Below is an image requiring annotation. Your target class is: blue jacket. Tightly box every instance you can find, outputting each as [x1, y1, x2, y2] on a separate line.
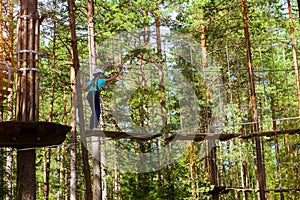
[86, 78, 106, 92]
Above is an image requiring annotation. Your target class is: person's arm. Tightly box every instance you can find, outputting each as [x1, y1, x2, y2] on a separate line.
[106, 68, 121, 83]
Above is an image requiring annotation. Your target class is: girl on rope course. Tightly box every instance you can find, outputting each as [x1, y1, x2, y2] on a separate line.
[83, 67, 120, 130]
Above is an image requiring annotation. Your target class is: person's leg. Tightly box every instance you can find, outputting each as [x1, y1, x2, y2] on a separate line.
[87, 91, 96, 129]
[94, 91, 100, 128]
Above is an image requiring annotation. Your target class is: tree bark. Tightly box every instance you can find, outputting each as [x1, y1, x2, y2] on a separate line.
[0, 2, 4, 198]
[240, 1, 265, 199]
[86, 1, 102, 199]
[5, 1, 15, 199]
[67, 0, 80, 199]
[16, 0, 39, 199]
[287, 0, 300, 116]
[43, 149, 51, 199]
[297, 0, 300, 23]
[43, 3, 57, 195]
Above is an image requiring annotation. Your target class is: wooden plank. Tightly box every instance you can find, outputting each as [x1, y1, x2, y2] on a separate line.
[0, 121, 71, 147]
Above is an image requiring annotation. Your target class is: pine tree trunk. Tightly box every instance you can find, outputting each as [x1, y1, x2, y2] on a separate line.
[268, 51, 284, 199]
[198, 10, 219, 200]
[57, 146, 62, 200]
[86, 1, 103, 199]
[287, 0, 300, 115]
[43, 149, 51, 199]
[92, 149, 101, 200]
[43, 23, 56, 197]
[235, 59, 248, 200]
[0, 2, 4, 198]
[16, 0, 39, 199]
[153, 4, 174, 197]
[240, 0, 265, 199]
[189, 143, 197, 199]
[5, 148, 13, 200]
[58, 88, 69, 200]
[0, 149, 3, 200]
[67, 0, 80, 198]
[5, 2, 14, 198]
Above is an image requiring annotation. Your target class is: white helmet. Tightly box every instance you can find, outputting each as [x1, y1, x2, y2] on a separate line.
[93, 68, 104, 75]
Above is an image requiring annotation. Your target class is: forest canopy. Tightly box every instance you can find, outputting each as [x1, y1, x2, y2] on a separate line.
[0, 0, 299, 199]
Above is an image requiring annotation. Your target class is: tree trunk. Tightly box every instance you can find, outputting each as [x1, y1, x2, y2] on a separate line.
[0, 149, 3, 200]
[57, 146, 63, 200]
[92, 149, 101, 200]
[287, 0, 300, 116]
[153, 4, 174, 197]
[269, 48, 284, 200]
[297, 0, 300, 23]
[58, 88, 70, 200]
[0, 2, 4, 199]
[43, 149, 51, 199]
[5, 148, 13, 200]
[198, 10, 219, 200]
[67, 0, 80, 199]
[240, 1, 265, 199]
[206, 140, 218, 200]
[86, 1, 102, 199]
[189, 143, 198, 199]
[5, 1, 15, 199]
[16, 0, 39, 199]
[43, 11, 57, 196]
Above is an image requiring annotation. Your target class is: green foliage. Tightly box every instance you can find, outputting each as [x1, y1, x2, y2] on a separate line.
[2, 0, 298, 199]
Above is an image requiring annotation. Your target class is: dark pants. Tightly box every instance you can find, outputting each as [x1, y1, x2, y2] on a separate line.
[87, 91, 100, 129]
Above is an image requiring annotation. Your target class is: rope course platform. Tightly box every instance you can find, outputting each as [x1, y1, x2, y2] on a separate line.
[0, 121, 71, 148]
